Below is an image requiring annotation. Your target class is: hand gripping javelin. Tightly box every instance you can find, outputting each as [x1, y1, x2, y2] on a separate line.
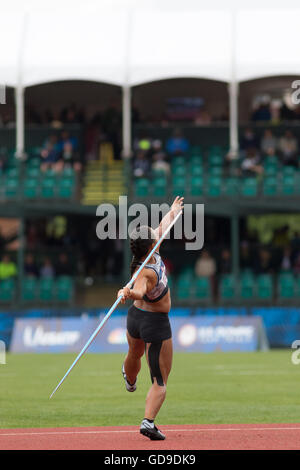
[50, 210, 182, 399]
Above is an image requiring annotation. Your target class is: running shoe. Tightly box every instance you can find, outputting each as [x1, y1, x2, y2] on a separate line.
[140, 419, 166, 440]
[122, 363, 137, 392]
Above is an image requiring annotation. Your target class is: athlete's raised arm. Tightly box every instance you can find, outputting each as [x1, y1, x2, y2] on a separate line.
[153, 196, 184, 241]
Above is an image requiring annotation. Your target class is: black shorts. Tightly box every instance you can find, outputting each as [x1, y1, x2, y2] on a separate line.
[127, 304, 172, 343]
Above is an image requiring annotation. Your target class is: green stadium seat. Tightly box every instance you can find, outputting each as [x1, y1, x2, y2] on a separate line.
[239, 272, 255, 300]
[220, 274, 235, 300]
[190, 176, 203, 196]
[41, 177, 56, 198]
[172, 176, 186, 196]
[278, 272, 296, 299]
[282, 175, 296, 195]
[135, 177, 150, 197]
[21, 277, 38, 301]
[24, 178, 39, 199]
[177, 274, 192, 300]
[0, 279, 15, 302]
[6, 167, 20, 178]
[172, 165, 186, 177]
[207, 176, 222, 197]
[39, 278, 55, 301]
[153, 176, 167, 197]
[28, 157, 40, 169]
[257, 274, 273, 300]
[190, 146, 203, 157]
[190, 155, 203, 166]
[264, 165, 277, 177]
[208, 166, 223, 177]
[241, 178, 257, 197]
[223, 177, 239, 197]
[58, 178, 74, 199]
[208, 145, 222, 156]
[55, 276, 74, 302]
[61, 166, 75, 179]
[190, 164, 203, 177]
[26, 167, 40, 178]
[4, 178, 18, 198]
[263, 176, 278, 196]
[194, 277, 211, 300]
[208, 154, 223, 167]
[172, 156, 185, 167]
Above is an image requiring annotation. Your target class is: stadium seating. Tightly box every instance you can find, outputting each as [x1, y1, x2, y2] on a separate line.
[0, 279, 16, 302]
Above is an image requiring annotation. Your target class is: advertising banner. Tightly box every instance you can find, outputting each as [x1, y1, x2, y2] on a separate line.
[10, 315, 268, 353]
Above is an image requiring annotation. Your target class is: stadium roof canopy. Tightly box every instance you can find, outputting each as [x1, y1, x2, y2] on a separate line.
[1, 0, 300, 88]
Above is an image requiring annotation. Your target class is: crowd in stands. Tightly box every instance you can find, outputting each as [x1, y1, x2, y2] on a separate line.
[239, 128, 300, 176]
[39, 130, 82, 173]
[132, 128, 190, 177]
[24, 253, 72, 279]
[190, 228, 300, 295]
[251, 101, 300, 123]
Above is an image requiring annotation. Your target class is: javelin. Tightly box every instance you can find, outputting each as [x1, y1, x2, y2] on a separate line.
[49, 210, 183, 399]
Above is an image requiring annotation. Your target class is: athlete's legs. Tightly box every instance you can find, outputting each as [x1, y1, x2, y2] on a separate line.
[144, 338, 173, 420]
[124, 331, 145, 384]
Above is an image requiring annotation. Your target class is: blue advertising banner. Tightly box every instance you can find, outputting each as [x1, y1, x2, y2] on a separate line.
[10, 315, 268, 353]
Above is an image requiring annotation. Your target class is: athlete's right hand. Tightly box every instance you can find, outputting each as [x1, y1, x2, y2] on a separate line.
[117, 286, 131, 303]
[171, 196, 184, 215]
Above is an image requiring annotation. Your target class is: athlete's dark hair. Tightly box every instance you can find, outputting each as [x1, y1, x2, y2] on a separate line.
[129, 226, 156, 276]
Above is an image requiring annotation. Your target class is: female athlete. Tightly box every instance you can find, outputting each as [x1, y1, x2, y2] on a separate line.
[117, 196, 184, 441]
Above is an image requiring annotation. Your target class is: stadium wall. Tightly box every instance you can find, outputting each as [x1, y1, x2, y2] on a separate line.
[1, 306, 300, 350]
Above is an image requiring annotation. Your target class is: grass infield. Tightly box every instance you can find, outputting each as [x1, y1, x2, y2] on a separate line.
[0, 350, 299, 429]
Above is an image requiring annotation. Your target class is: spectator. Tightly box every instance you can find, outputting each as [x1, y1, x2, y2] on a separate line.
[240, 128, 258, 152]
[24, 254, 39, 278]
[260, 129, 278, 155]
[252, 102, 271, 121]
[195, 250, 216, 278]
[151, 140, 170, 175]
[281, 247, 292, 272]
[55, 253, 72, 276]
[293, 252, 300, 275]
[240, 241, 252, 271]
[166, 128, 190, 156]
[278, 130, 298, 167]
[40, 257, 55, 278]
[219, 249, 231, 274]
[241, 148, 264, 176]
[133, 151, 150, 178]
[56, 140, 82, 173]
[254, 248, 273, 274]
[57, 130, 78, 153]
[291, 231, 300, 258]
[0, 254, 17, 280]
[40, 135, 60, 172]
[0, 148, 7, 173]
[272, 226, 290, 249]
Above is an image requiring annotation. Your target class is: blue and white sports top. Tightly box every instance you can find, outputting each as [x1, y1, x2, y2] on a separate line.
[136, 252, 169, 303]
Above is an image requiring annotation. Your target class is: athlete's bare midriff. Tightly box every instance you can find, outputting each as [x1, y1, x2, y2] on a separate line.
[133, 289, 171, 314]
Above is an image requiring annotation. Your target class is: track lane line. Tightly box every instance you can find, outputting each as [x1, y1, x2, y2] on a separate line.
[1, 425, 300, 437]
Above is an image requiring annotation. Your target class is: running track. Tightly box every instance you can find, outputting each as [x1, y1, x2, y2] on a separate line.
[1, 424, 300, 450]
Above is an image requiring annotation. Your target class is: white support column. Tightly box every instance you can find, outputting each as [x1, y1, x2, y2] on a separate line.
[15, 13, 27, 159]
[229, 8, 239, 158]
[15, 85, 25, 158]
[229, 80, 239, 157]
[122, 85, 132, 159]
